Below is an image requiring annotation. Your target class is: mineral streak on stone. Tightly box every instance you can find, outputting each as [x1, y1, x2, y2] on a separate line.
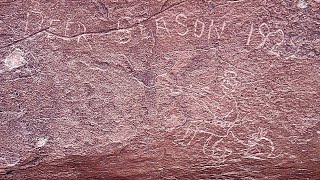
[0, 0, 319, 179]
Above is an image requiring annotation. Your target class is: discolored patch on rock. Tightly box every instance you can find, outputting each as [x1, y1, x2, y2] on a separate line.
[3, 48, 27, 71]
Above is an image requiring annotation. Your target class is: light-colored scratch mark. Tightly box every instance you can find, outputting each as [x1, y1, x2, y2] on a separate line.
[228, 0, 246, 3]
[246, 23, 254, 45]
[256, 23, 270, 49]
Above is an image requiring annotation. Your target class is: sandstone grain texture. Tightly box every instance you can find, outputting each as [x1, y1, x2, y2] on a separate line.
[0, 0, 319, 179]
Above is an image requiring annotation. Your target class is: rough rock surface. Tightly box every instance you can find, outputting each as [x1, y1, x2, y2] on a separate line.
[0, 0, 319, 179]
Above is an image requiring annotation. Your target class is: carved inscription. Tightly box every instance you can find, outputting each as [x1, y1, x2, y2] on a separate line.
[0, 5, 303, 59]
[156, 17, 171, 37]
[175, 13, 188, 36]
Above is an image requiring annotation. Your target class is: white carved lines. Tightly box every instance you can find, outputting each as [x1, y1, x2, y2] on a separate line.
[175, 13, 189, 36]
[45, 17, 93, 49]
[156, 16, 171, 37]
[24, 11, 44, 35]
[222, 70, 239, 94]
[208, 20, 227, 40]
[194, 19, 205, 38]
[240, 128, 277, 160]
[157, 14, 228, 40]
[153, 17, 286, 58]
[138, 19, 152, 39]
[255, 23, 270, 49]
[246, 23, 254, 45]
[268, 29, 285, 57]
[203, 136, 233, 162]
[246, 22, 285, 56]
[64, 21, 74, 36]
[175, 123, 199, 146]
[10, 9, 289, 57]
[174, 120, 235, 161]
[174, 107, 280, 160]
[116, 16, 133, 44]
[76, 22, 92, 50]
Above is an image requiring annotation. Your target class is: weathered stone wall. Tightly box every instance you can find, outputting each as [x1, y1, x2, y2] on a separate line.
[0, 0, 319, 179]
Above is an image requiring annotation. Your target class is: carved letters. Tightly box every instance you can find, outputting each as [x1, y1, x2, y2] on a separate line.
[155, 17, 171, 37]
[194, 19, 205, 38]
[175, 13, 189, 36]
[6, 10, 288, 57]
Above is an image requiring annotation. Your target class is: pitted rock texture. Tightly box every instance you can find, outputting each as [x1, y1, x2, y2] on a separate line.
[0, 0, 319, 179]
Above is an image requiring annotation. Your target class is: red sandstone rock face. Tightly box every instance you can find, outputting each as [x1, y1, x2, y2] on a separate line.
[0, 0, 319, 179]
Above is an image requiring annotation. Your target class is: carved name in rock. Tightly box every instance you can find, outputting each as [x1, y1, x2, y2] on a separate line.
[0, 0, 319, 179]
